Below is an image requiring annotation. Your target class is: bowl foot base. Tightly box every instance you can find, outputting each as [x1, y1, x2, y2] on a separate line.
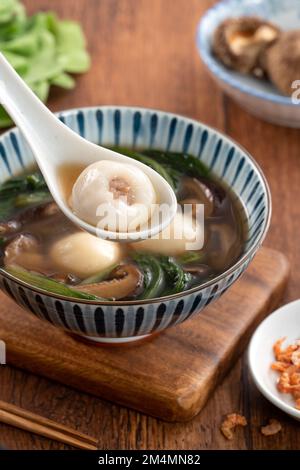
[73, 332, 152, 345]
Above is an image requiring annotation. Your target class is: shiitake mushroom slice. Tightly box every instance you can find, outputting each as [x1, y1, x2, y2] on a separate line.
[179, 177, 214, 217]
[205, 222, 239, 271]
[178, 176, 228, 217]
[4, 233, 39, 262]
[212, 16, 281, 76]
[50, 272, 82, 285]
[263, 30, 300, 95]
[0, 220, 21, 236]
[3, 233, 47, 273]
[0, 202, 60, 238]
[74, 264, 144, 300]
[183, 264, 213, 278]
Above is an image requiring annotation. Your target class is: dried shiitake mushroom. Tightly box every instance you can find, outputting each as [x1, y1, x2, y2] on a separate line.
[212, 16, 281, 76]
[263, 30, 300, 95]
[74, 264, 144, 300]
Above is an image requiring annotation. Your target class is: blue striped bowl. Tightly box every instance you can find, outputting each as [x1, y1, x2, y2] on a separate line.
[0, 106, 271, 343]
[197, 0, 300, 127]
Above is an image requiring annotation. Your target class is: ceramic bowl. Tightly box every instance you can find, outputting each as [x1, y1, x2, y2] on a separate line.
[249, 299, 300, 421]
[0, 106, 271, 343]
[197, 0, 300, 127]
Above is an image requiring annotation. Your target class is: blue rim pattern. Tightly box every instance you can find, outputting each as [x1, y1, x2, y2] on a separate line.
[0, 106, 271, 339]
[197, 0, 300, 107]
[0, 259, 251, 338]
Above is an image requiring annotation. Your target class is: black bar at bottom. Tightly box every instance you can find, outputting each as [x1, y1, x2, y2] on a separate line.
[0, 450, 299, 466]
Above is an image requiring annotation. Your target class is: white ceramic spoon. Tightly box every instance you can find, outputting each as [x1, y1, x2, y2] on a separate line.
[0, 53, 177, 242]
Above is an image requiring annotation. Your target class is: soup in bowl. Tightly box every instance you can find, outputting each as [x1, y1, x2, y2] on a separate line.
[0, 106, 271, 343]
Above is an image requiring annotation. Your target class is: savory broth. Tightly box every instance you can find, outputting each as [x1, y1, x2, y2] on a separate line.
[0, 148, 247, 301]
[58, 163, 85, 203]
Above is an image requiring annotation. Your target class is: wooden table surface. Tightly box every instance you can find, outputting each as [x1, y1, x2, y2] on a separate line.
[0, 0, 299, 450]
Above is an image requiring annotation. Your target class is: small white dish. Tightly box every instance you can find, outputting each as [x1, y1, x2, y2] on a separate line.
[248, 299, 300, 421]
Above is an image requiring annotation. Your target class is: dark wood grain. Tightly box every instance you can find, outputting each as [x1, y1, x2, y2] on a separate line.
[0, 0, 299, 450]
[0, 248, 289, 422]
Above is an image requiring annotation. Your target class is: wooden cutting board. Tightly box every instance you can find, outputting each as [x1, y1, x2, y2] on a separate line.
[0, 247, 289, 422]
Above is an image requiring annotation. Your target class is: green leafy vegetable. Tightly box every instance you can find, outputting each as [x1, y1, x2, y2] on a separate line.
[14, 191, 50, 207]
[0, 172, 47, 195]
[0, 172, 49, 219]
[25, 172, 47, 190]
[1, 50, 27, 71]
[0, 1, 90, 127]
[143, 149, 210, 179]
[133, 253, 191, 299]
[177, 251, 203, 265]
[0, 1, 25, 28]
[50, 72, 75, 90]
[51, 19, 91, 73]
[80, 264, 118, 286]
[0, 106, 14, 127]
[158, 256, 191, 295]
[32, 81, 50, 101]
[0, 198, 14, 220]
[133, 253, 166, 299]
[5, 265, 102, 300]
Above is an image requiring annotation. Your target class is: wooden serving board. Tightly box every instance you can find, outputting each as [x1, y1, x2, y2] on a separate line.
[0, 247, 289, 422]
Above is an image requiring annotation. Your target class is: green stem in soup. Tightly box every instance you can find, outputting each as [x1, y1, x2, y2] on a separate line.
[14, 191, 51, 208]
[4, 265, 103, 301]
[142, 149, 210, 179]
[0, 198, 15, 220]
[24, 173, 48, 191]
[133, 254, 166, 299]
[79, 263, 118, 285]
[0, 172, 48, 195]
[177, 251, 204, 265]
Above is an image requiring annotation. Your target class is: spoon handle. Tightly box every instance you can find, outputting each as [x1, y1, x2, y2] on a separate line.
[0, 52, 70, 161]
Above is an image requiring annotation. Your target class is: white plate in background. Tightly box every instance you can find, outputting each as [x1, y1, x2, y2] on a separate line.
[248, 299, 300, 421]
